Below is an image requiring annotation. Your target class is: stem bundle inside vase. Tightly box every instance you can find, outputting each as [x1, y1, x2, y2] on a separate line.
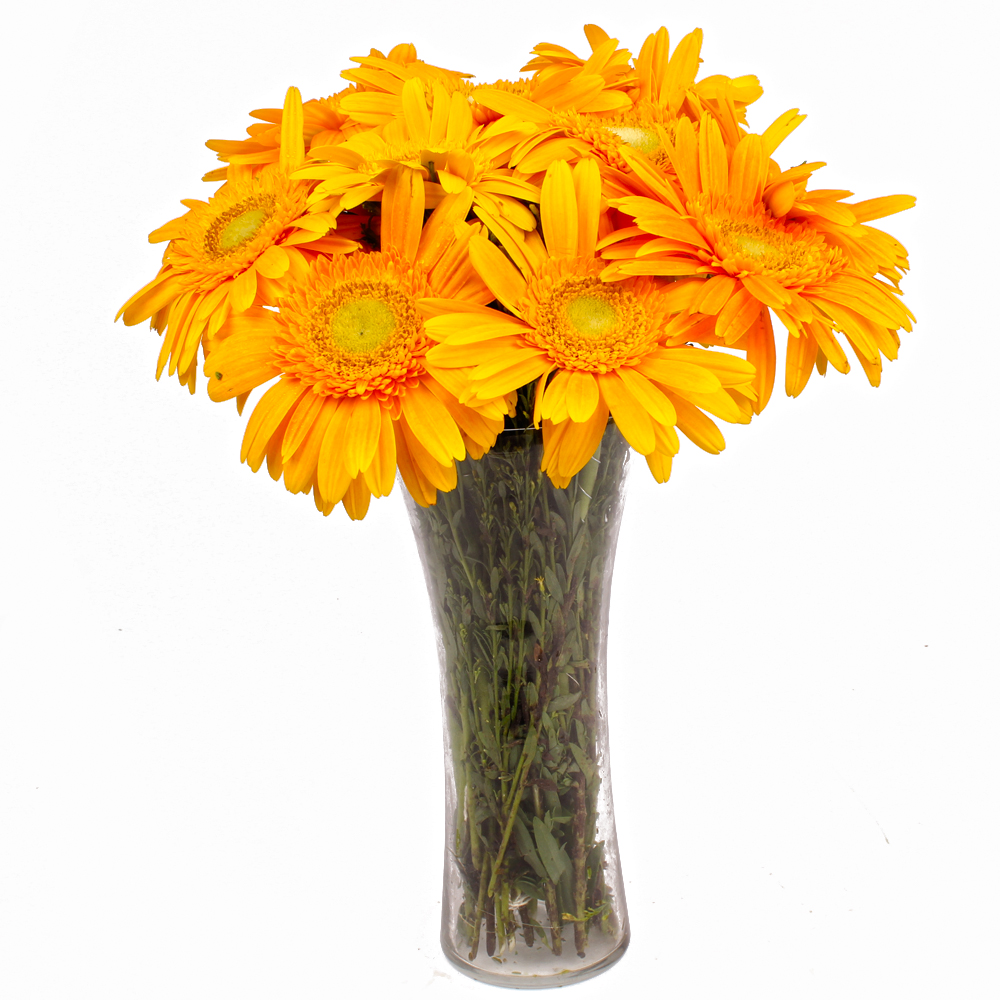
[407, 414, 631, 980]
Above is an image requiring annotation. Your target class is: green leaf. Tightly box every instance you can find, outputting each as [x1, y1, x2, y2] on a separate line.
[543, 566, 564, 604]
[525, 682, 539, 709]
[532, 815, 571, 884]
[514, 814, 547, 879]
[478, 728, 502, 771]
[566, 530, 588, 575]
[520, 723, 539, 771]
[529, 531, 544, 560]
[548, 692, 582, 713]
[569, 742, 596, 782]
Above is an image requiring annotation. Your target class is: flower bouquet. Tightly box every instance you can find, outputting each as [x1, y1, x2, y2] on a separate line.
[117, 24, 914, 988]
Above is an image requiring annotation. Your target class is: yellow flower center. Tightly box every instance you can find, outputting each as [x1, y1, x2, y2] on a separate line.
[272, 252, 432, 399]
[718, 220, 810, 273]
[203, 196, 276, 258]
[564, 295, 618, 338]
[527, 274, 653, 373]
[701, 205, 845, 287]
[552, 104, 676, 173]
[603, 125, 662, 158]
[302, 278, 425, 386]
[329, 298, 398, 354]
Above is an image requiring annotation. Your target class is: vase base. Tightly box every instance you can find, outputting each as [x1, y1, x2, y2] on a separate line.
[441, 930, 629, 990]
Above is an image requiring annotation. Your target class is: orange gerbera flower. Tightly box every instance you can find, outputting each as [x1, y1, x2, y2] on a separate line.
[602, 114, 915, 406]
[425, 159, 757, 486]
[203, 179, 505, 518]
[117, 89, 358, 392]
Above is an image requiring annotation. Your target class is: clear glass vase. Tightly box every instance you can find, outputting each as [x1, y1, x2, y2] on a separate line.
[406, 422, 631, 989]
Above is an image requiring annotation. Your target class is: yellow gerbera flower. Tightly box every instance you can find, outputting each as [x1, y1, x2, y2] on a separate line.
[338, 42, 472, 126]
[202, 89, 364, 183]
[517, 24, 636, 115]
[472, 27, 760, 195]
[602, 115, 915, 406]
[633, 27, 762, 135]
[425, 159, 757, 486]
[117, 89, 358, 392]
[295, 77, 539, 233]
[336, 28, 632, 132]
[203, 181, 504, 519]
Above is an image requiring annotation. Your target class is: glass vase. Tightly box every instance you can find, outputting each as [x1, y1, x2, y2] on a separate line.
[405, 422, 631, 989]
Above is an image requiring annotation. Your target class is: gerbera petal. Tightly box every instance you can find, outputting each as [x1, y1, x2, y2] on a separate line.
[715, 288, 763, 344]
[636, 356, 722, 393]
[400, 381, 466, 465]
[278, 86, 305, 174]
[417, 189, 475, 270]
[341, 475, 373, 521]
[785, 330, 819, 397]
[203, 336, 281, 403]
[808, 320, 850, 374]
[595, 371, 656, 454]
[254, 245, 291, 280]
[666, 392, 726, 454]
[316, 399, 354, 504]
[117, 269, 179, 325]
[573, 159, 602, 257]
[399, 417, 458, 492]
[344, 394, 384, 478]
[741, 273, 792, 309]
[692, 274, 739, 314]
[740, 308, 776, 412]
[698, 118, 728, 199]
[229, 266, 258, 313]
[539, 369, 573, 422]
[393, 420, 438, 507]
[849, 195, 916, 223]
[551, 400, 611, 480]
[282, 397, 338, 494]
[540, 160, 578, 259]
[242, 378, 308, 471]
[761, 109, 807, 157]
[564, 369, 600, 422]
[845, 336, 883, 387]
[468, 234, 528, 314]
[728, 134, 767, 208]
[381, 164, 425, 262]
[361, 406, 398, 498]
[615, 366, 677, 425]
[472, 354, 552, 399]
[677, 386, 750, 424]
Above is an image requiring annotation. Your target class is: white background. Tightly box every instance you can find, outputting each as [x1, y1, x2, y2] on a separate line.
[2, 1, 997, 997]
